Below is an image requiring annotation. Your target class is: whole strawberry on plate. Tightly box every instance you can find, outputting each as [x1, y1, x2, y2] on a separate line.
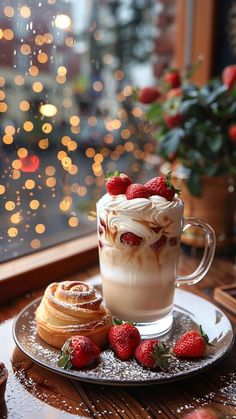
[108, 323, 140, 360]
[106, 171, 132, 195]
[135, 339, 170, 370]
[145, 172, 180, 201]
[173, 325, 213, 359]
[58, 335, 101, 369]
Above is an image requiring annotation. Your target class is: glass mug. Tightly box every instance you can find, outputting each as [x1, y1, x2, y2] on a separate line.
[97, 197, 216, 337]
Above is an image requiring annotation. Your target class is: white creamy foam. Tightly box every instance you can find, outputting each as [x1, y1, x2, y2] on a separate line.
[97, 193, 183, 243]
[98, 193, 181, 212]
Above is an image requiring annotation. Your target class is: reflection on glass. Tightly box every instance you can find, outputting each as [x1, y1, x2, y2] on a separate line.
[0, 0, 159, 262]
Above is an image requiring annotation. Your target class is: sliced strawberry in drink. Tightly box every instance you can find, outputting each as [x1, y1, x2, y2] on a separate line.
[151, 235, 167, 250]
[98, 226, 103, 235]
[100, 218, 106, 227]
[120, 232, 142, 246]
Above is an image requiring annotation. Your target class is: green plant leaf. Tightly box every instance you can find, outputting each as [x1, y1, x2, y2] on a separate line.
[186, 149, 202, 162]
[182, 83, 199, 98]
[186, 172, 202, 196]
[229, 86, 236, 98]
[159, 128, 185, 156]
[184, 57, 204, 80]
[180, 100, 205, 120]
[204, 162, 219, 176]
[146, 103, 163, 121]
[208, 134, 223, 152]
[205, 85, 227, 104]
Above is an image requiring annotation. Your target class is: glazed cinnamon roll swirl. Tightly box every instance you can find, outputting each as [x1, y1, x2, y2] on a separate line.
[35, 281, 112, 348]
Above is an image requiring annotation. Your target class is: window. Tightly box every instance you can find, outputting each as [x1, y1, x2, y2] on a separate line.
[1, 0, 174, 265]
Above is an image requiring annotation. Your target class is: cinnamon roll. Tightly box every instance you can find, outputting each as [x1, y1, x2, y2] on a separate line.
[35, 281, 112, 348]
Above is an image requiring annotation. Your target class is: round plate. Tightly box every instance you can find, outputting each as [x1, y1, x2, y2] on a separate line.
[13, 282, 234, 386]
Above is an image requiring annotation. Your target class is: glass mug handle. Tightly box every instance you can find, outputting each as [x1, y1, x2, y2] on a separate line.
[177, 217, 216, 287]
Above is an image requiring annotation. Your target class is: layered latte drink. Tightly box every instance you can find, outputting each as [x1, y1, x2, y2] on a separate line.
[97, 172, 215, 337]
[97, 193, 183, 323]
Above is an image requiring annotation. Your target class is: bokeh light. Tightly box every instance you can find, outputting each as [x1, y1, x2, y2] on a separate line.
[55, 14, 71, 30]
[0, 0, 156, 262]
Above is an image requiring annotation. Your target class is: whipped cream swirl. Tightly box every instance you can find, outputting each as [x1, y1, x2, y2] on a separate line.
[97, 194, 183, 244]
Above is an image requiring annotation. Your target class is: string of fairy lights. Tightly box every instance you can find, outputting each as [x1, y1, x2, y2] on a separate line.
[0, 0, 155, 259]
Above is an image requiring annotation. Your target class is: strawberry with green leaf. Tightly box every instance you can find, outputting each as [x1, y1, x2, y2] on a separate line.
[173, 325, 213, 358]
[145, 172, 180, 201]
[106, 171, 132, 195]
[58, 336, 101, 370]
[135, 339, 170, 370]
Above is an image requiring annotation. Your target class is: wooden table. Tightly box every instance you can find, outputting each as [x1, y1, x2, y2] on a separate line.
[0, 252, 236, 419]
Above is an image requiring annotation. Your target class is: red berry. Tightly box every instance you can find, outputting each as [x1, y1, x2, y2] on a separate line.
[109, 323, 140, 360]
[166, 87, 182, 100]
[164, 113, 183, 128]
[100, 218, 106, 227]
[145, 173, 180, 201]
[139, 87, 160, 104]
[98, 226, 103, 235]
[163, 70, 181, 89]
[151, 235, 167, 250]
[58, 336, 101, 369]
[222, 65, 236, 89]
[106, 173, 132, 195]
[228, 124, 236, 143]
[125, 183, 150, 200]
[120, 232, 142, 246]
[173, 326, 211, 358]
[183, 407, 219, 419]
[135, 339, 170, 369]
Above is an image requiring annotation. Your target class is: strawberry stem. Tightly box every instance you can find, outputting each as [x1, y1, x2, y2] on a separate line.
[152, 341, 170, 370]
[105, 170, 121, 179]
[58, 338, 73, 370]
[199, 325, 214, 347]
[112, 318, 137, 326]
[165, 171, 181, 194]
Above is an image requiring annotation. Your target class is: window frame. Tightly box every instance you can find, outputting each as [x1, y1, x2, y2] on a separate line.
[0, 0, 216, 303]
[175, 0, 215, 85]
[0, 233, 98, 303]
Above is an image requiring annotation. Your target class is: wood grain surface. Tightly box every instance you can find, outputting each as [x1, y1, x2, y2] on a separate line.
[0, 253, 236, 419]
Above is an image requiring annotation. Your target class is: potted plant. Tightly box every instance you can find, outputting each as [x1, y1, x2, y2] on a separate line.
[137, 66, 236, 248]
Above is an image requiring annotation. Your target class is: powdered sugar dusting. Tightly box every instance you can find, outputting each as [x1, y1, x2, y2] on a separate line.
[13, 293, 234, 386]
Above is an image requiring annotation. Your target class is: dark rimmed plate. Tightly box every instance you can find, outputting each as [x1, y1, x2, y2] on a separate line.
[12, 280, 234, 386]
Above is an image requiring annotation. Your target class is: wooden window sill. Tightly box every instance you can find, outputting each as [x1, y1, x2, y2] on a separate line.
[0, 233, 98, 304]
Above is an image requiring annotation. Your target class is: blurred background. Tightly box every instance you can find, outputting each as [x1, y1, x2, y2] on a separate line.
[0, 0, 234, 262]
